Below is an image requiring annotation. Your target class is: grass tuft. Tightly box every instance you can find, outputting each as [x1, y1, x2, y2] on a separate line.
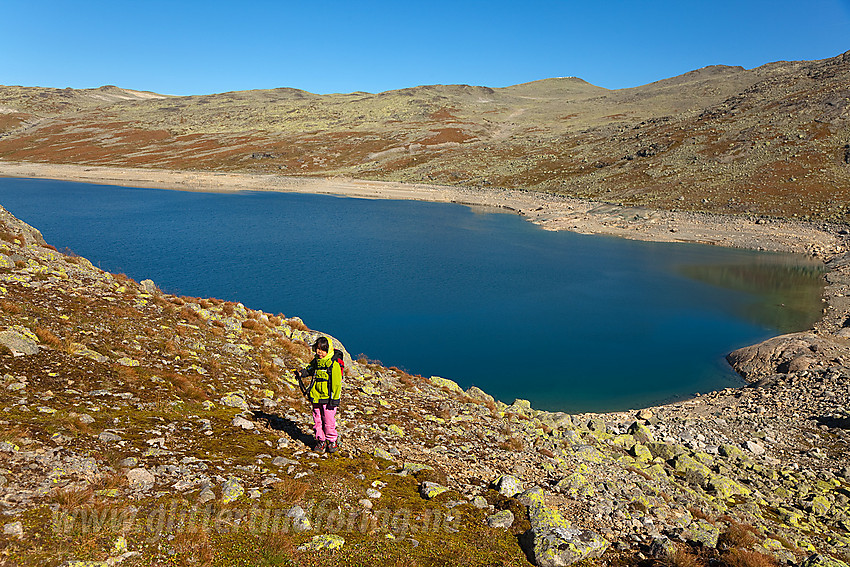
[35, 326, 63, 348]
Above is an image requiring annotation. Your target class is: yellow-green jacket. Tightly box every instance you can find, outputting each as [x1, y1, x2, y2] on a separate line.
[303, 340, 342, 408]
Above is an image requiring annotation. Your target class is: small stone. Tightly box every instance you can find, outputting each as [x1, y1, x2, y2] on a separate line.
[232, 415, 254, 430]
[745, 440, 766, 455]
[298, 534, 345, 551]
[126, 468, 155, 491]
[220, 393, 249, 411]
[420, 481, 449, 499]
[486, 509, 515, 528]
[98, 431, 121, 442]
[366, 488, 382, 499]
[494, 475, 523, 498]
[119, 457, 138, 468]
[3, 521, 23, 538]
[221, 477, 244, 504]
[198, 486, 216, 504]
[472, 495, 489, 509]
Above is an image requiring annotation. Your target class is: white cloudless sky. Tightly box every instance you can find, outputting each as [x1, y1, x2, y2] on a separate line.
[2, 0, 849, 95]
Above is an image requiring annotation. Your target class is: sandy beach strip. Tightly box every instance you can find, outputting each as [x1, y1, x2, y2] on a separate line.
[0, 160, 843, 258]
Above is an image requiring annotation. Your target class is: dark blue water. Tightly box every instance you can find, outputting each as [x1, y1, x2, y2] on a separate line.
[0, 177, 825, 412]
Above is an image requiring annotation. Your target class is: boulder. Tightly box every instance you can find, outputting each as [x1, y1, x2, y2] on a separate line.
[0, 328, 39, 355]
[127, 468, 155, 491]
[494, 475, 524, 498]
[3, 521, 23, 539]
[517, 488, 608, 566]
[726, 332, 829, 381]
[221, 478, 244, 504]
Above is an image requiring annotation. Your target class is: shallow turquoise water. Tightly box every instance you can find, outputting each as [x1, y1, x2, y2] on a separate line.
[0, 177, 826, 412]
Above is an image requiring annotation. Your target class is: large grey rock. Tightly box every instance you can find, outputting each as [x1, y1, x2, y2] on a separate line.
[127, 468, 155, 491]
[0, 329, 39, 355]
[518, 488, 608, 566]
[726, 332, 828, 381]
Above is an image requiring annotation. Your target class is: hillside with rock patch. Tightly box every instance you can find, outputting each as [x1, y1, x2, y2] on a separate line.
[0, 202, 849, 565]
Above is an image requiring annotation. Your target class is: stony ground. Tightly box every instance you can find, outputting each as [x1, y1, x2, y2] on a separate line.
[0, 197, 849, 567]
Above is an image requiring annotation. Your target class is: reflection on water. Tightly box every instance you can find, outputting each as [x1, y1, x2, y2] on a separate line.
[678, 256, 825, 333]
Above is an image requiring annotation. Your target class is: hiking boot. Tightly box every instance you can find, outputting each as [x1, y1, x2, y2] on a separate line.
[314, 440, 326, 452]
[326, 440, 338, 454]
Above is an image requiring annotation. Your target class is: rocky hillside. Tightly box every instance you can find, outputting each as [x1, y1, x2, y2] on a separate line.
[1, 51, 849, 222]
[1, 202, 850, 565]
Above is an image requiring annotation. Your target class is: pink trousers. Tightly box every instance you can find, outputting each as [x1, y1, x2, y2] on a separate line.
[311, 403, 338, 442]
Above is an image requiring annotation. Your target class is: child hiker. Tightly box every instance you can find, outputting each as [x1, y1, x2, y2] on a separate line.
[295, 336, 342, 453]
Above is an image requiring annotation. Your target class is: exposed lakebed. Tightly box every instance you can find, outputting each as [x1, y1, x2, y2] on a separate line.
[0, 177, 826, 411]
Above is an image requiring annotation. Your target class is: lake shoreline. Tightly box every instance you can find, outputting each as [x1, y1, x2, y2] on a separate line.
[3, 159, 850, 386]
[0, 160, 844, 259]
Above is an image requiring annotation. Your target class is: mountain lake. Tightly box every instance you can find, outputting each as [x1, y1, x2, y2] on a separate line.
[0, 176, 827, 412]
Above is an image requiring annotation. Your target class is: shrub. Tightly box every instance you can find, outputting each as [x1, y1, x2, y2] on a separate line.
[242, 319, 265, 332]
[287, 318, 309, 331]
[273, 477, 309, 502]
[499, 437, 525, 452]
[179, 306, 202, 322]
[665, 546, 700, 567]
[718, 518, 759, 550]
[165, 372, 209, 401]
[1, 300, 23, 314]
[34, 327, 61, 348]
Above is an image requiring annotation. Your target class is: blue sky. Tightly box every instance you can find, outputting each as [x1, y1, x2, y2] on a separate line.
[2, 0, 849, 96]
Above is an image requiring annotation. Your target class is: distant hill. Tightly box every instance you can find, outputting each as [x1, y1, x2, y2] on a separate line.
[1, 50, 849, 221]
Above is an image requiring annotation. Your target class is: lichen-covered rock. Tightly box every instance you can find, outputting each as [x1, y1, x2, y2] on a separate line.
[646, 441, 686, 461]
[420, 481, 449, 499]
[685, 518, 720, 548]
[465, 385, 495, 403]
[220, 392, 249, 411]
[707, 474, 751, 499]
[487, 509, 515, 528]
[495, 474, 524, 497]
[399, 463, 433, 476]
[718, 443, 746, 460]
[518, 487, 608, 566]
[631, 443, 653, 463]
[555, 472, 594, 499]
[373, 448, 394, 461]
[800, 554, 850, 567]
[387, 424, 405, 437]
[628, 421, 655, 443]
[298, 534, 345, 551]
[672, 454, 713, 485]
[0, 328, 39, 355]
[429, 376, 463, 393]
[221, 477, 244, 503]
